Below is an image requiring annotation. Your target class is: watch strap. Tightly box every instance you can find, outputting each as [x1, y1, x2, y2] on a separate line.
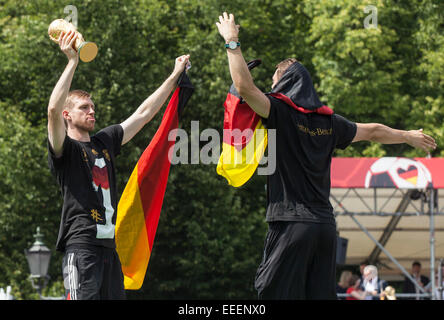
[225, 41, 241, 49]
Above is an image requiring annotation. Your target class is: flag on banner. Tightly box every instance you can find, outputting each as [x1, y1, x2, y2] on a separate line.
[115, 72, 193, 290]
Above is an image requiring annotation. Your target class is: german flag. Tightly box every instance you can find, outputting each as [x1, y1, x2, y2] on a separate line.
[115, 72, 193, 290]
[216, 61, 267, 187]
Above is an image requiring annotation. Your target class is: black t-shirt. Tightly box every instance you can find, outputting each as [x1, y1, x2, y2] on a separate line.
[263, 96, 357, 224]
[48, 124, 124, 251]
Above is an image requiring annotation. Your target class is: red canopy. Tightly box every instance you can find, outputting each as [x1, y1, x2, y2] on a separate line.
[331, 157, 444, 189]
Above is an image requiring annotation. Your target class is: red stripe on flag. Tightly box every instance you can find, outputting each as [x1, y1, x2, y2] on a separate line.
[223, 93, 260, 150]
[136, 88, 180, 249]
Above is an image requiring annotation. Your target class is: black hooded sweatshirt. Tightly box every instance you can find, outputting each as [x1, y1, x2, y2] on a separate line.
[262, 61, 357, 224]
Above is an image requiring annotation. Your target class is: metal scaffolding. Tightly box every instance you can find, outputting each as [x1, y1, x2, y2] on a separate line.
[331, 187, 443, 299]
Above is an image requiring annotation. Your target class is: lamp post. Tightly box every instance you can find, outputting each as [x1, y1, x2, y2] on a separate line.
[24, 227, 51, 298]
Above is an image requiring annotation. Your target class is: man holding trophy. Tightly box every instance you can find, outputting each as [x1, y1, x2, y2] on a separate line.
[47, 25, 190, 299]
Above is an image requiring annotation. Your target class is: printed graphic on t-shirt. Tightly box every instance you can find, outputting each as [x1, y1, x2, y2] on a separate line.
[91, 157, 115, 239]
[297, 124, 332, 137]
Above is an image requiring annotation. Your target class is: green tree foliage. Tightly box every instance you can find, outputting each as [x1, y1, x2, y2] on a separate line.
[305, 0, 444, 158]
[0, 102, 63, 299]
[0, 0, 442, 299]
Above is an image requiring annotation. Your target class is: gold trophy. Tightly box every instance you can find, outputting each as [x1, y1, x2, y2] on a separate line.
[48, 19, 98, 62]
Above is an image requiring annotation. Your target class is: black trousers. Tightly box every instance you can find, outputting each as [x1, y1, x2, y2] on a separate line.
[255, 221, 337, 300]
[62, 245, 126, 300]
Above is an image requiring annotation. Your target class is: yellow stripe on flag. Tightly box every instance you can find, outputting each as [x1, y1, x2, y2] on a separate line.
[216, 121, 267, 187]
[116, 163, 151, 290]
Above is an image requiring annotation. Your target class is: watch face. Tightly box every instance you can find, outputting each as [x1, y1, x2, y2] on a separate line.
[228, 41, 237, 49]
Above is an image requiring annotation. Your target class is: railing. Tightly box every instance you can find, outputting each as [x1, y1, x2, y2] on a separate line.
[337, 293, 439, 300]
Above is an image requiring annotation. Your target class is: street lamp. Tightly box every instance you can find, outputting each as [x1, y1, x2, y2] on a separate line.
[24, 227, 51, 297]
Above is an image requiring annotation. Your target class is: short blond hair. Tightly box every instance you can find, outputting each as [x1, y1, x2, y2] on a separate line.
[64, 90, 91, 110]
[275, 58, 298, 76]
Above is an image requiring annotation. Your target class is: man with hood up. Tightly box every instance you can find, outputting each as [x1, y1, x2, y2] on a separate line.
[216, 12, 437, 299]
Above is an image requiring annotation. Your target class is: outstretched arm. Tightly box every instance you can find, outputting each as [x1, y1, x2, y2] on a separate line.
[353, 123, 437, 152]
[216, 12, 270, 118]
[47, 30, 79, 158]
[120, 55, 190, 145]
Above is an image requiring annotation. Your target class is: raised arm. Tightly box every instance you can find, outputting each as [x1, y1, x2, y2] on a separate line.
[353, 123, 437, 152]
[47, 30, 79, 158]
[120, 54, 190, 145]
[216, 12, 270, 118]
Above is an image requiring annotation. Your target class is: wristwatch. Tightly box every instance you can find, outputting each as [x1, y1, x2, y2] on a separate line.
[225, 40, 241, 50]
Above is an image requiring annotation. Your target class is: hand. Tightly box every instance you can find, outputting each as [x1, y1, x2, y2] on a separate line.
[406, 129, 437, 152]
[370, 290, 378, 296]
[59, 30, 79, 63]
[216, 12, 240, 42]
[171, 54, 190, 78]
